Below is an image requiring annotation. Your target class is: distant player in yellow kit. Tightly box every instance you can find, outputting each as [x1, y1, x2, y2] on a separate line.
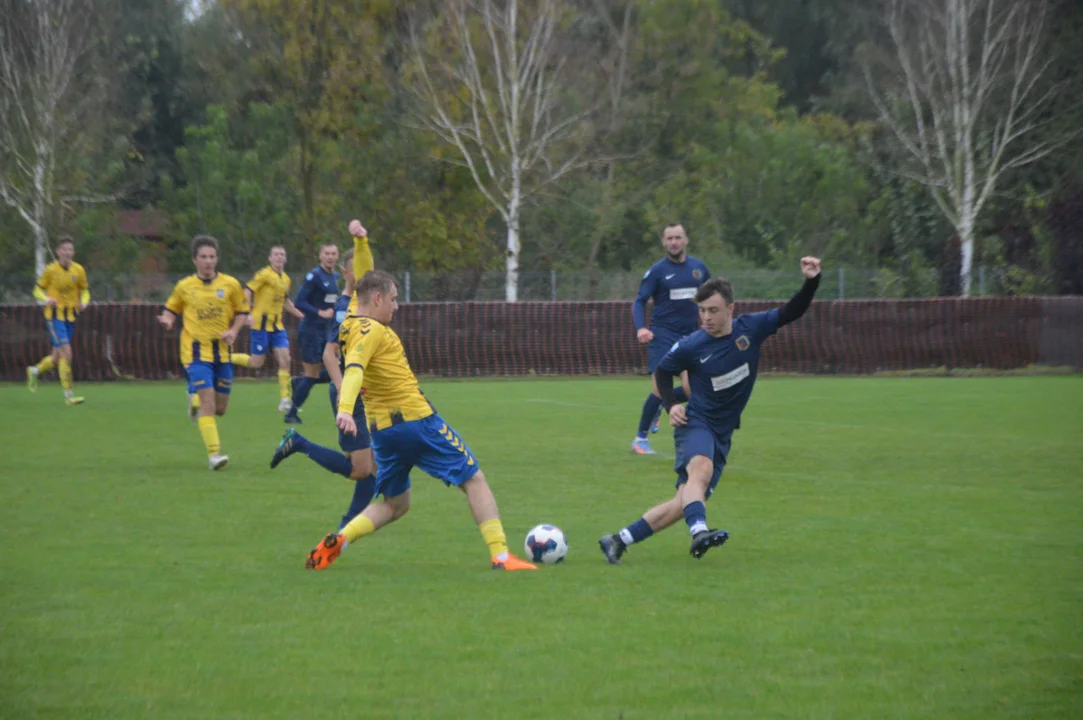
[231, 246, 304, 412]
[27, 236, 90, 405]
[157, 235, 249, 470]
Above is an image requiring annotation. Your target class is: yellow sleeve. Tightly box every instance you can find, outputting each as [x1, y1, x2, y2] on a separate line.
[339, 366, 365, 414]
[338, 323, 382, 413]
[353, 234, 375, 280]
[33, 285, 48, 303]
[247, 269, 264, 294]
[35, 266, 51, 295]
[78, 266, 90, 304]
[232, 279, 250, 314]
[164, 280, 186, 315]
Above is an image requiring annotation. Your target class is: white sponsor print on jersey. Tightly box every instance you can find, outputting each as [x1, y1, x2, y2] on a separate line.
[710, 363, 750, 391]
[669, 288, 696, 301]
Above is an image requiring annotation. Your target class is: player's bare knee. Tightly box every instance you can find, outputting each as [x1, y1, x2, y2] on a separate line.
[248, 355, 265, 369]
[349, 455, 374, 480]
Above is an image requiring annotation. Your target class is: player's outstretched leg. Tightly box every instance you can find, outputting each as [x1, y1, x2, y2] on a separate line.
[306, 494, 407, 570]
[458, 471, 536, 571]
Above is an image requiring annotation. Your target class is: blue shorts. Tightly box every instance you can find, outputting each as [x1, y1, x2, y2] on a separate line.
[328, 384, 372, 454]
[250, 328, 289, 356]
[647, 330, 682, 373]
[371, 414, 480, 499]
[185, 360, 234, 395]
[673, 419, 732, 499]
[47, 319, 75, 348]
[298, 327, 326, 364]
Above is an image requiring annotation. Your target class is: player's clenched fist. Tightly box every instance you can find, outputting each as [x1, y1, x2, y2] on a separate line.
[348, 220, 367, 238]
[801, 257, 821, 278]
[336, 411, 357, 436]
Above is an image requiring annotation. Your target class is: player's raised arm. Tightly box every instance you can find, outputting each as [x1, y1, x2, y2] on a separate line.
[348, 219, 374, 281]
[776, 256, 822, 328]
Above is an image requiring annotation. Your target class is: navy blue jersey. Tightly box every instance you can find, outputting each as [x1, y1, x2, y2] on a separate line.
[326, 293, 352, 345]
[659, 308, 780, 437]
[633, 256, 710, 335]
[294, 265, 340, 332]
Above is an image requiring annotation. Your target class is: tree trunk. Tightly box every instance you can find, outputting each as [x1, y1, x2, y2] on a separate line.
[959, 208, 975, 297]
[505, 209, 520, 302]
[33, 223, 48, 278]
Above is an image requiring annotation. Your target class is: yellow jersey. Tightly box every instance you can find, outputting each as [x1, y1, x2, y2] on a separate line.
[163, 273, 249, 364]
[346, 234, 375, 315]
[338, 315, 434, 432]
[246, 266, 292, 331]
[35, 261, 89, 322]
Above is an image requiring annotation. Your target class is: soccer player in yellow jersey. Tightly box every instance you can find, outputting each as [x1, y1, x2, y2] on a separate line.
[231, 245, 304, 412]
[300, 269, 536, 572]
[157, 235, 250, 470]
[27, 236, 90, 405]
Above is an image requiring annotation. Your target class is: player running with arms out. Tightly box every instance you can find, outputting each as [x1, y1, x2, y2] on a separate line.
[631, 223, 710, 454]
[157, 236, 250, 470]
[270, 223, 377, 531]
[27, 236, 90, 405]
[600, 257, 822, 563]
[303, 270, 537, 572]
[231, 246, 304, 412]
[283, 242, 340, 424]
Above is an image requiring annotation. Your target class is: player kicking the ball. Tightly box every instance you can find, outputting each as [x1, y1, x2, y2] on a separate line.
[291, 269, 536, 572]
[599, 257, 822, 563]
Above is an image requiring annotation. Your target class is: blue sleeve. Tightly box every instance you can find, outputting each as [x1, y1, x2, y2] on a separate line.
[294, 273, 319, 315]
[658, 335, 695, 374]
[632, 269, 656, 330]
[700, 261, 710, 282]
[745, 309, 781, 346]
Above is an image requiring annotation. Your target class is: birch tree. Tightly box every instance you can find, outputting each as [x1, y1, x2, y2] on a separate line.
[408, 0, 598, 301]
[866, 0, 1069, 296]
[0, 0, 104, 276]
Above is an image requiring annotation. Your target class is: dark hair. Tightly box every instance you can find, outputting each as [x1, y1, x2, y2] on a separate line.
[55, 236, 74, 250]
[191, 235, 219, 258]
[661, 223, 686, 237]
[695, 277, 734, 305]
[354, 269, 397, 303]
[318, 242, 339, 252]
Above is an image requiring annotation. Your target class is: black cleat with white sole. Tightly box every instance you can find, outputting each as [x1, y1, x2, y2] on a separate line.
[598, 534, 627, 565]
[689, 529, 729, 559]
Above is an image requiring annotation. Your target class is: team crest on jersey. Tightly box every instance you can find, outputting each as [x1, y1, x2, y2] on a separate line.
[692, 269, 702, 280]
[216, 289, 225, 298]
[71, 275, 78, 283]
[735, 335, 750, 351]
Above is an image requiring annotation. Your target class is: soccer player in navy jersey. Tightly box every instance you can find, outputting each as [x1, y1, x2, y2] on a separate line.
[631, 223, 710, 454]
[284, 242, 340, 424]
[600, 256, 822, 563]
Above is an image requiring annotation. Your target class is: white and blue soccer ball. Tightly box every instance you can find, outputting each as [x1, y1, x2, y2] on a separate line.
[525, 524, 568, 565]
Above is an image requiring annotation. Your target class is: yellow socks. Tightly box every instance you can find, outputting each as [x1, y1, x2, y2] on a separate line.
[58, 358, 73, 392]
[36, 355, 55, 374]
[232, 353, 250, 368]
[278, 369, 291, 399]
[341, 514, 376, 543]
[191, 393, 201, 410]
[197, 416, 221, 455]
[479, 518, 509, 559]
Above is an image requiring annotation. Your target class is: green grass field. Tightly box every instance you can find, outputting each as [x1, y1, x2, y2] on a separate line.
[1, 376, 1081, 719]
